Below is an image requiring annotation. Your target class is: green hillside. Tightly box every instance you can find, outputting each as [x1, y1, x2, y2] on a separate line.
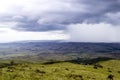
[0, 60, 120, 80]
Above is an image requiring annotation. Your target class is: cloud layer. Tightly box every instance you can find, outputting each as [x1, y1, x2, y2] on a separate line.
[68, 23, 120, 42]
[0, 0, 120, 42]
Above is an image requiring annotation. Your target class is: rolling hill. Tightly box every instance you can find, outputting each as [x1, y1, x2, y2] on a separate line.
[0, 41, 120, 61]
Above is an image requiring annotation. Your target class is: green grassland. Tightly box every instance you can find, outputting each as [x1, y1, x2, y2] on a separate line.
[0, 59, 120, 80]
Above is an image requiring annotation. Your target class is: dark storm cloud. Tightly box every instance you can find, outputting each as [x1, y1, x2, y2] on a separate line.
[0, 0, 120, 31]
[13, 20, 66, 31]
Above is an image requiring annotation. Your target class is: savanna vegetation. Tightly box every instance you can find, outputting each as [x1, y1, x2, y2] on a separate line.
[0, 59, 120, 80]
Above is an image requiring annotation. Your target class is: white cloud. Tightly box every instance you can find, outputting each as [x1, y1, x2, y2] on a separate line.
[0, 28, 69, 43]
[68, 23, 120, 42]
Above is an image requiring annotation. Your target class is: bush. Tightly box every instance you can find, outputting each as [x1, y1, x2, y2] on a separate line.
[118, 71, 120, 74]
[10, 60, 15, 65]
[67, 74, 83, 80]
[93, 64, 103, 69]
[35, 69, 46, 74]
[107, 74, 114, 80]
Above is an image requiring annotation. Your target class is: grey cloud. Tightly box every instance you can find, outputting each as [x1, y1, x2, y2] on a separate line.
[0, 0, 120, 31]
[12, 19, 66, 31]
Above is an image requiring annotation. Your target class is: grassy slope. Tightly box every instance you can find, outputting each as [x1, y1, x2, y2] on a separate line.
[0, 60, 120, 80]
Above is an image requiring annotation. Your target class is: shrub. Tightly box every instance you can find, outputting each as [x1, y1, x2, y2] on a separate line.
[65, 68, 69, 71]
[107, 74, 114, 80]
[67, 74, 83, 80]
[35, 69, 46, 74]
[108, 68, 112, 73]
[118, 71, 120, 74]
[10, 60, 15, 65]
[93, 63, 103, 69]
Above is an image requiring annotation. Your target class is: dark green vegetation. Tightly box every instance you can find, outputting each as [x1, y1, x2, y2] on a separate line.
[0, 59, 120, 80]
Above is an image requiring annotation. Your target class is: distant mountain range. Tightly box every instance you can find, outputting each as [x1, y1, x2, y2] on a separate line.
[0, 40, 120, 61]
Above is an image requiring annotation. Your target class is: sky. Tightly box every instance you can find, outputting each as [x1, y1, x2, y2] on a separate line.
[0, 0, 120, 42]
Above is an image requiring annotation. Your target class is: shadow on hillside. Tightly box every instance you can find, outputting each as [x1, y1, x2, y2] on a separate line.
[42, 57, 115, 65]
[42, 61, 63, 65]
[65, 57, 114, 65]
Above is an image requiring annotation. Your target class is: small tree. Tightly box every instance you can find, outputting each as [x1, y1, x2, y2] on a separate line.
[10, 60, 15, 65]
